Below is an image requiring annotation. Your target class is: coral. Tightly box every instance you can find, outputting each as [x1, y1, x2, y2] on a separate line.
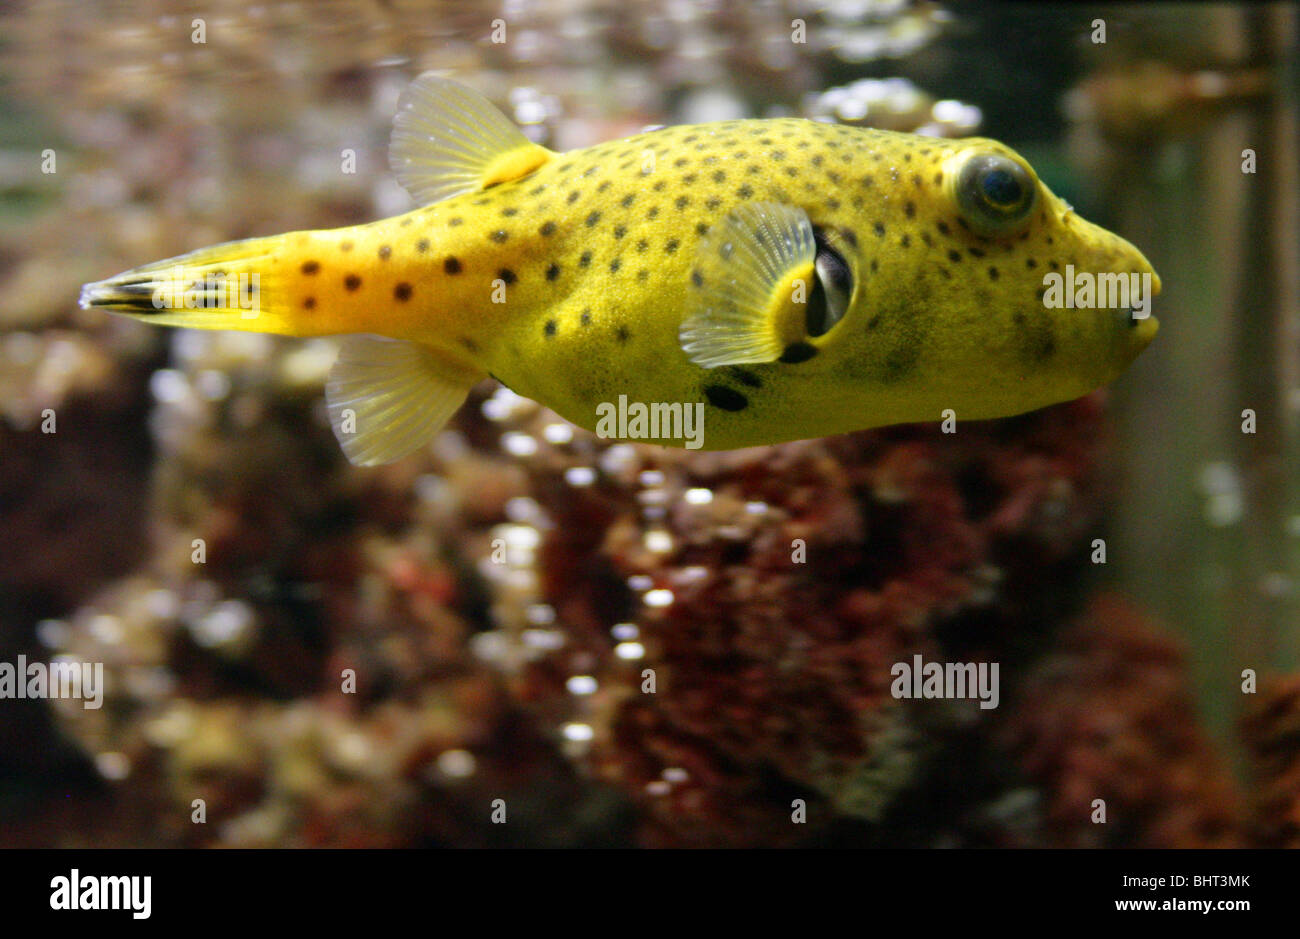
[1241, 674, 1300, 848]
[997, 594, 1243, 848]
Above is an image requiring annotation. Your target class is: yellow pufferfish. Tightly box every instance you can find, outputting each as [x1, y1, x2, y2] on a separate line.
[81, 74, 1160, 465]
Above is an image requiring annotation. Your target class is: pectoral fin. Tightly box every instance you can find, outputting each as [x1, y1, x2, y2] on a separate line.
[326, 335, 481, 466]
[389, 74, 555, 206]
[678, 202, 818, 368]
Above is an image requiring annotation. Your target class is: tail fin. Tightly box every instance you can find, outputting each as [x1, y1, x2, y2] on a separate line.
[80, 235, 296, 335]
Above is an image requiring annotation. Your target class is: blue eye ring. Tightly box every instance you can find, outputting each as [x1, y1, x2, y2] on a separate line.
[955, 154, 1037, 236]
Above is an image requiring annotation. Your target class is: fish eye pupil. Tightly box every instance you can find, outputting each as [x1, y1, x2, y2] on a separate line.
[955, 153, 1036, 236]
[980, 168, 1020, 206]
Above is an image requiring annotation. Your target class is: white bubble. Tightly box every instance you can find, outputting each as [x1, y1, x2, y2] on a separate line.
[36, 619, 69, 649]
[645, 530, 674, 553]
[88, 614, 124, 646]
[190, 600, 253, 649]
[611, 623, 639, 640]
[525, 603, 556, 625]
[501, 432, 539, 457]
[436, 749, 477, 779]
[615, 641, 645, 660]
[149, 368, 190, 404]
[562, 722, 594, 742]
[644, 588, 674, 608]
[95, 751, 131, 781]
[543, 422, 574, 444]
[566, 675, 598, 696]
[564, 466, 597, 487]
[684, 487, 714, 505]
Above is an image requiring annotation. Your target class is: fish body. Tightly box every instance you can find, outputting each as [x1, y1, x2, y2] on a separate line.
[82, 75, 1160, 464]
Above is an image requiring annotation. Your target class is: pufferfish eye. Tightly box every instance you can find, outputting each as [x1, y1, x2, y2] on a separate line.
[954, 153, 1037, 237]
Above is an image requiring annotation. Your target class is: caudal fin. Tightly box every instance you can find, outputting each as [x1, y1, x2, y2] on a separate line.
[80, 235, 296, 334]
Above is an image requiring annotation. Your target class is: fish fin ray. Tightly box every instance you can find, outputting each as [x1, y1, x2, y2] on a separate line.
[678, 202, 817, 368]
[326, 334, 480, 466]
[389, 74, 554, 205]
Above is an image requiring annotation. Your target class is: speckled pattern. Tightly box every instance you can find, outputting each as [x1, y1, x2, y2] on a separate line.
[87, 106, 1161, 452]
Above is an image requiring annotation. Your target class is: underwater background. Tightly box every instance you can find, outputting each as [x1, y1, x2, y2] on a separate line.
[0, 0, 1296, 847]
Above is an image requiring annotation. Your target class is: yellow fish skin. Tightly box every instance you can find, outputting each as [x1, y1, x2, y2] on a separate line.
[82, 74, 1160, 465]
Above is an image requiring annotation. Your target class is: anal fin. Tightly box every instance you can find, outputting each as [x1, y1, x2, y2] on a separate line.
[326, 335, 481, 466]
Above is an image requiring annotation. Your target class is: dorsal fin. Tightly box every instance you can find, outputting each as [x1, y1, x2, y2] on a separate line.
[389, 74, 555, 206]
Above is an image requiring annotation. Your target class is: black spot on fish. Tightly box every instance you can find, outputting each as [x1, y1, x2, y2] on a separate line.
[344, 274, 361, 290]
[609, 258, 622, 273]
[498, 268, 517, 284]
[444, 257, 462, 274]
[737, 184, 753, 199]
[840, 228, 858, 248]
[665, 239, 680, 254]
[416, 238, 430, 252]
[567, 191, 581, 204]
[937, 221, 951, 236]
[579, 251, 592, 268]
[616, 325, 630, 343]
[705, 197, 721, 210]
[695, 222, 709, 236]
[900, 234, 911, 248]
[1026, 258, 1037, 269]
[586, 211, 601, 227]
[613, 225, 626, 239]
[449, 218, 463, 227]
[728, 368, 762, 388]
[675, 196, 690, 210]
[459, 337, 478, 352]
[947, 249, 962, 263]
[988, 266, 999, 280]
[712, 170, 726, 183]
[873, 221, 886, 237]
[621, 193, 635, 208]
[301, 261, 319, 275]
[636, 239, 649, 252]
[580, 309, 591, 326]
[546, 263, 560, 281]
[904, 202, 915, 219]
[303, 297, 316, 309]
[340, 240, 353, 252]
[779, 342, 818, 364]
[378, 245, 392, 260]
[490, 230, 509, 243]
[394, 282, 412, 301]
[544, 319, 557, 337]
[502, 207, 518, 217]
[704, 385, 748, 411]
[691, 269, 703, 287]
[597, 180, 612, 192]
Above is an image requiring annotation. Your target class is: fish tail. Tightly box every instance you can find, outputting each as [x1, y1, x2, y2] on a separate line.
[80, 234, 300, 335]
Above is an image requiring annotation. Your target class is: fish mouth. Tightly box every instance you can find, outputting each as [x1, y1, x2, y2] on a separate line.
[1121, 265, 1160, 349]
